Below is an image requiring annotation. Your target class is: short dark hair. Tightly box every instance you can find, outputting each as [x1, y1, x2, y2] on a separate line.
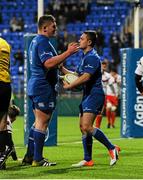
[101, 60, 108, 65]
[109, 66, 117, 73]
[83, 30, 98, 47]
[38, 15, 55, 30]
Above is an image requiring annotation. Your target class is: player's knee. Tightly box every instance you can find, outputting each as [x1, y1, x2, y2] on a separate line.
[35, 120, 48, 131]
[106, 102, 112, 109]
[111, 106, 117, 111]
[80, 124, 91, 133]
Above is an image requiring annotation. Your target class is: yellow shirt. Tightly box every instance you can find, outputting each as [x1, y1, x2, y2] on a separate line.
[0, 38, 11, 82]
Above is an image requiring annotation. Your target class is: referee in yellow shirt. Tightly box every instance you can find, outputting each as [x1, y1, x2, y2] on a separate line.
[0, 38, 13, 169]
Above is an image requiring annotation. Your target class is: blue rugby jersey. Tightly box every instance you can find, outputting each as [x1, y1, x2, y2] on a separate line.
[76, 48, 104, 96]
[27, 34, 58, 96]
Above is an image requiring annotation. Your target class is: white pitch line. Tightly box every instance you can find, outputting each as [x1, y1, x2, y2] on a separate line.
[14, 137, 135, 149]
[58, 137, 133, 145]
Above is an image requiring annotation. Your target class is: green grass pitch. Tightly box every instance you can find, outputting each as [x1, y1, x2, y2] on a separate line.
[1, 116, 143, 179]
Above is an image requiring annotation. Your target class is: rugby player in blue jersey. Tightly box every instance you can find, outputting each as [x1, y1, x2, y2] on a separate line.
[62, 31, 121, 167]
[22, 15, 79, 167]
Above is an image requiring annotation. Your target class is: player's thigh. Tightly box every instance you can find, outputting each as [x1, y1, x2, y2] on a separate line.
[80, 112, 96, 128]
[0, 82, 11, 119]
[35, 109, 52, 130]
[106, 95, 118, 106]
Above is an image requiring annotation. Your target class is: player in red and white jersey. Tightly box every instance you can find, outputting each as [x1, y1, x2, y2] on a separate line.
[106, 68, 121, 128]
[95, 61, 112, 128]
[102, 69, 112, 95]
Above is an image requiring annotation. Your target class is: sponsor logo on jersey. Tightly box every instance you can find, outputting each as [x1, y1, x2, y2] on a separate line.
[49, 102, 54, 108]
[38, 102, 45, 107]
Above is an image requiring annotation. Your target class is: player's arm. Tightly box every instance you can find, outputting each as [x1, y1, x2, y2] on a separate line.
[44, 43, 79, 69]
[135, 73, 143, 94]
[63, 72, 91, 90]
[60, 66, 77, 75]
[63, 55, 98, 89]
[115, 75, 121, 86]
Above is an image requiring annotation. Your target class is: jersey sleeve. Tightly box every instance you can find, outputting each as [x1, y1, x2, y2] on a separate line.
[135, 58, 143, 76]
[38, 40, 54, 63]
[116, 75, 121, 84]
[83, 56, 100, 74]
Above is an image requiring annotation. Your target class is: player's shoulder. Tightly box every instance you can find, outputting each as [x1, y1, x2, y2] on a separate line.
[87, 54, 101, 66]
[117, 74, 121, 79]
[103, 71, 110, 77]
[0, 38, 11, 52]
[102, 71, 111, 82]
[0, 37, 7, 44]
[139, 56, 143, 66]
[35, 35, 49, 43]
[88, 48, 100, 58]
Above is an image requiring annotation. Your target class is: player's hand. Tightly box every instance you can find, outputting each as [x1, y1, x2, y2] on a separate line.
[67, 42, 79, 55]
[63, 81, 71, 90]
[141, 92, 143, 96]
[58, 63, 63, 70]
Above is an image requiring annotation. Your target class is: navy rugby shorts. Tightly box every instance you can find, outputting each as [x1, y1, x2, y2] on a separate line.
[29, 91, 56, 114]
[79, 93, 105, 115]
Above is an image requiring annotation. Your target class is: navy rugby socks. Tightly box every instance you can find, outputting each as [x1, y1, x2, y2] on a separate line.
[82, 134, 93, 161]
[92, 128, 114, 150]
[33, 129, 46, 162]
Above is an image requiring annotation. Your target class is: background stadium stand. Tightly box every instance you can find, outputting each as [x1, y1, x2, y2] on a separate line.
[0, 0, 133, 97]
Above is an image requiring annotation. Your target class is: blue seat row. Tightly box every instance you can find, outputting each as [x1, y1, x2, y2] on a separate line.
[0, 0, 133, 93]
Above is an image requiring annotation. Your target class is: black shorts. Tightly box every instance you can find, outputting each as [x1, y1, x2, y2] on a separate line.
[0, 81, 11, 112]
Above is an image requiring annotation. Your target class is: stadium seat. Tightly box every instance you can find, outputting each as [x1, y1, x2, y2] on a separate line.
[0, 0, 133, 93]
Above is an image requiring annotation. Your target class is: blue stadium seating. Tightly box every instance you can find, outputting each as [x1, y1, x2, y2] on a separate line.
[0, 0, 132, 94]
